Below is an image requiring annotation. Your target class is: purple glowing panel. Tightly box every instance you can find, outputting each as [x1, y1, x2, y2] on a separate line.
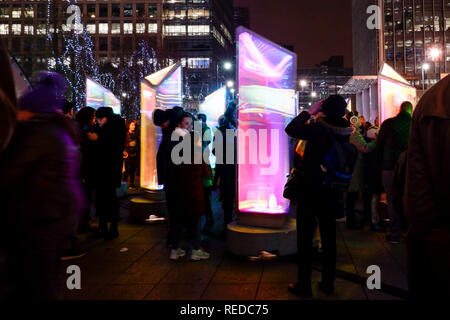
[86, 78, 121, 114]
[237, 27, 297, 215]
[156, 65, 183, 109]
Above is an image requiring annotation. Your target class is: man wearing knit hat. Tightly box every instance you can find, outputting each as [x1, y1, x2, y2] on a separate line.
[285, 94, 355, 297]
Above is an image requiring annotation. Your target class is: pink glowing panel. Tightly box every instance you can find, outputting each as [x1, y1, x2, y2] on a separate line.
[140, 64, 183, 190]
[378, 78, 416, 123]
[86, 77, 121, 114]
[237, 27, 297, 215]
[199, 86, 227, 167]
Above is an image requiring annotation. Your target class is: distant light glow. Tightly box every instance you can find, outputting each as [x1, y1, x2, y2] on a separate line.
[422, 63, 430, 71]
[226, 80, 234, 88]
[300, 79, 307, 87]
[224, 61, 232, 70]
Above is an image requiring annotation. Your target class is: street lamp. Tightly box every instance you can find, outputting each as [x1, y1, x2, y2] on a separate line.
[300, 79, 307, 88]
[311, 91, 317, 98]
[226, 80, 234, 88]
[422, 63, 430, 92]
[223, 61, 233, 70]
[429, 47, 441, 61]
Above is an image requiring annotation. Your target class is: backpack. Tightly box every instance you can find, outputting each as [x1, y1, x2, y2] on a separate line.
[319, 129, 358, 190]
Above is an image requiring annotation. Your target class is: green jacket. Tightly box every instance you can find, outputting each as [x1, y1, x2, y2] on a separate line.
[377, 112, 411, 171]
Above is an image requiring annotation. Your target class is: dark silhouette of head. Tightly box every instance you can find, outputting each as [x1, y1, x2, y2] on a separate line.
[399, 101, 413, 115]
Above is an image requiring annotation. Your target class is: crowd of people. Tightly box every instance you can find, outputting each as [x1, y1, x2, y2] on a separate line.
[0, 60, 448, 300]
[285, 93, 448, 300]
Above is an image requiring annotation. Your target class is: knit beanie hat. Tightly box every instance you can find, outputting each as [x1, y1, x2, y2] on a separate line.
[321, 95, 348, 119]
[18, 71, 67, 113]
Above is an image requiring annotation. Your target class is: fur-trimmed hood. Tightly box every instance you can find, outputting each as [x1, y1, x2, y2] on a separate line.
[316, 117, 354, 136]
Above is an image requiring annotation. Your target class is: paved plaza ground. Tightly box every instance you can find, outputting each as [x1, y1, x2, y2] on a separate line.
[0, 189, 408, 300]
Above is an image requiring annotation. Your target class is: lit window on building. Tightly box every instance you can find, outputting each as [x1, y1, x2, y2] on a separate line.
[36, 24, 46, 35]
[136, 23, 145, 34]
[187, 57, 210, 68]
[111, 22, 121, 34]
[24, 5, 34, 18]
[164, 9, 186, 20]
[149, 4, 157, 18]
[188, 9, 210, 19]
[12, 24, 21, 35]
[99, 23, 109, 34]
[0, 5, 9, 18]
[0, 24, 8, 35]
[148, 23, 158, 33]
[164, 25, 186, 36]
[86, 24, 96, 34]
[212, 26, 225, 47]
[220, 24, 232, 42]
[87, 4, 96, 18]
[165, 0, 186, 3]
[24, 25, 34, 35]
[124, 23, 133, 34]
[12, 6, 21, 19]
[124, 4, 133, 17]
[187, 25, 209, 36]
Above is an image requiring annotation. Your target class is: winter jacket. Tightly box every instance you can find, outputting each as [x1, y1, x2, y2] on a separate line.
[285, 111, 354, 189]
[166, 128, 208, 220]
[125, 130, 139, 167]
[377, 111, 411, 171]
[347, 129, 377, 193]
[95, 115, 126, 188]
[405, 75, 450, 239]
[0, 113, 85, 247]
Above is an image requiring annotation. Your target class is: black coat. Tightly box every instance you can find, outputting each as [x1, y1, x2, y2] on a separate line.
[95, 115, 126, 188]
[285, 111, 354, 189]
[0, 114, 85, 246]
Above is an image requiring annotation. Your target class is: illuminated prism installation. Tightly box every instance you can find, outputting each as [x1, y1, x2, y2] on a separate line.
[237, 27, 297, 216]
[86, 77, 121, 114]
[140, 63, 182, 190]
[378, 63, 416, 122]
[199, 86, 227, 168]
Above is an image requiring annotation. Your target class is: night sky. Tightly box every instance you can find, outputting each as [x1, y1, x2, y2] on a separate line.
[234, 0, 353, 68]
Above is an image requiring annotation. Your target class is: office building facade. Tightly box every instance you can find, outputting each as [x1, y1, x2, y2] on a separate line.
[0, 0, 234, 99]
[353, 0, 450, 88]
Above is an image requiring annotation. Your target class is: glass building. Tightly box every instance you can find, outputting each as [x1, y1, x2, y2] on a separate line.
[0, 0, 234, 99]
[383, 0, 450, 87]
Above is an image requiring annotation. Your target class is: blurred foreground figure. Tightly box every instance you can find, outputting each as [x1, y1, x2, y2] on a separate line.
[0, 71, 84, 300]
[405, 76, 450, 300]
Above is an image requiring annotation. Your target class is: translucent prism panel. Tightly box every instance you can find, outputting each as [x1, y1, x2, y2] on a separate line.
[237, 27, 297, 215]
[86, 78, 121, 114]
[199, 86, 227, 128]
[199, 86, 227, 168]
[379, 78, 416, 123]
[140, 82, 160, 190]
[156, 65, 183, 109]
[140, 64, 183, 191]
